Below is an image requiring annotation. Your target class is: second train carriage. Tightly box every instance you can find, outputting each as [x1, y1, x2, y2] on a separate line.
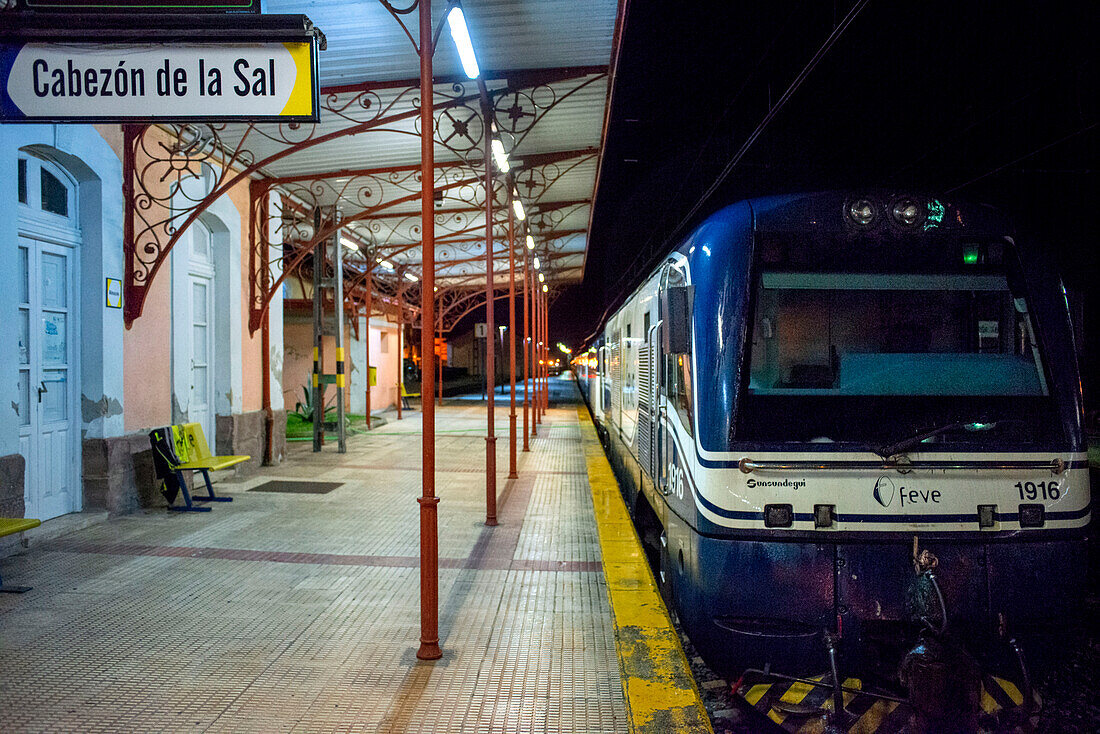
[578, 191, 1091, 678]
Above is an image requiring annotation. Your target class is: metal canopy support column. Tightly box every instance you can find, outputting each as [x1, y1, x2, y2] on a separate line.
[543, 290, 549, 412]
[539, 279, 545, 419]
[507, 194, 518, 479]
[365, 276, 372, 430]
[416, 0, 441, 663]
[312, 208, 325, 452]
[256, 184, 275, 464]
[438, 313, 444, 407]
[483, 117, 498, 527]
[522, 247, 530, 452]
[531, 259, 539, 435]
[396, 272, 404, 422]
[535, 283, 542, 427]
[334, 224, 347, 454]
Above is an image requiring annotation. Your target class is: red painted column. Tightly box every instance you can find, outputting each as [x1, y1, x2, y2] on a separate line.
[542, 290, 549, 412]
[483, 124, 498, 527]
[365, 277, 372, 430]
[532, 264, 540, 432]
[539, 289, 547, 417]
[416, 0, 442, 662]
[396, 275, 404, 421]
[437, 316, 443, 407]
[507, 195, 518, 478]
[522, 250, 530, 451]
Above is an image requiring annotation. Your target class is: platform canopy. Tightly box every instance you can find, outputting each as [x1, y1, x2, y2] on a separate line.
[122, 0, 621, 333]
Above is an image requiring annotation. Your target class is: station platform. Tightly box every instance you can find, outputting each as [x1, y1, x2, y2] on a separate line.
[0, 377, 709, 733]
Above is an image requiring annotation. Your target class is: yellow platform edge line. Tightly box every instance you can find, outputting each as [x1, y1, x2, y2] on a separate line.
[576, 405, 713, 734]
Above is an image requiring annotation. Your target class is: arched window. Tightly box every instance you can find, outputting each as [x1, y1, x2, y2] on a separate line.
[17, 155, 77, 222]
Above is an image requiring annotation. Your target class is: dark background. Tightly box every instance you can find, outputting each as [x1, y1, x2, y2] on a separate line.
[548, 0, 1097, 412]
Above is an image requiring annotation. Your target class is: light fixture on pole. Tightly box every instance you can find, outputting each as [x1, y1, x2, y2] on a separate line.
[532, 255, 540, 270]
[446, 5, 480, 79]
[491, 139, 510, 172]
[538, 273, 545, 283]
[512, 198, 526, 221]
[525, 234, 534, 250]
[542, 284, 548, 292]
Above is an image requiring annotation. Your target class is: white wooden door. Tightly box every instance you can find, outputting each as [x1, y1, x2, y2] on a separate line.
[176, 219, 216, 444]
[189, 275, 214, 442]
[18, 236, 79, 520]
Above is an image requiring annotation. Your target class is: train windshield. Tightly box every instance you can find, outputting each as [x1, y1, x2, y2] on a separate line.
[738, 247, 1057, 445]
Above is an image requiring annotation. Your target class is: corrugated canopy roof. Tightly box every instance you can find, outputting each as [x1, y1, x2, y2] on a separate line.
[123, 0, 619, 332]
[246, 0, 617, 298]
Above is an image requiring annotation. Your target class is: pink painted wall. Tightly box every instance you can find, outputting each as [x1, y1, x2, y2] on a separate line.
[361, 319, 399, 412]
[228, 184, 264, 413]
[109, 126, 259, 431]
[284, 315, 399, 414]
[282, 318, 352, 413]
[123, 251, 173, 431]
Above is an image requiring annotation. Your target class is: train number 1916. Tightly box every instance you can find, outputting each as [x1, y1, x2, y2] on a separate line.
[1015, 481, 1060, 501]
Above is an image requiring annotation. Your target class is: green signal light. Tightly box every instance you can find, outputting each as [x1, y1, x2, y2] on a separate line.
[962, 246, 980, 265]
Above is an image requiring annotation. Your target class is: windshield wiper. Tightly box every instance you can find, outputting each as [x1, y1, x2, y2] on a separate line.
[872, 418, 1006, 458]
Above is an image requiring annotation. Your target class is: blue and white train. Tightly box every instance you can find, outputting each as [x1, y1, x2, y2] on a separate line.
[577, 191, 1091, 677]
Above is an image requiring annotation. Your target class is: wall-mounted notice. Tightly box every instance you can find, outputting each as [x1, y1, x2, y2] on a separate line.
[105, 278, 122, 309]
[0, 40, 319, 122]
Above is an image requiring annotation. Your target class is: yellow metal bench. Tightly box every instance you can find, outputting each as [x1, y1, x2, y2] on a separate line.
[0, 517, 41, 593]
[400, 383, 421, 410]
[149, 423, 250, 512]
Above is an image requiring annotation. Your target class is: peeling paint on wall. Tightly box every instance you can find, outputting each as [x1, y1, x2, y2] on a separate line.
[171, 394, 188, 425]
[270, 344, 284, 384]
[81, 394, 124, 423]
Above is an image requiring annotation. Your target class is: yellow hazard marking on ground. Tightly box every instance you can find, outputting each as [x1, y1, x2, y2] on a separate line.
[995, 677, 1023, 706]
[577, 406, 712, 734]
[850, 699, 899, 733]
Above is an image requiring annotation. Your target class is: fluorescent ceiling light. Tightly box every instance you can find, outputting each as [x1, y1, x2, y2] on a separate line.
[525, 234, 534, 250]
[541, 284, 548, 292]
[538, 273, 545, 283]
[447, 7, 480, 80]
[533, 255, 540, 269]
[512, 198, 526, 221]
[404, 272, 418, 282]
[491, 139, 510, 172]
[342, 240, 359, 251]
[380, 260, 395, 271]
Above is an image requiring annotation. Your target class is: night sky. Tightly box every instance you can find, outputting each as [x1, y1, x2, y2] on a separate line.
[552, 0, 1097, 406]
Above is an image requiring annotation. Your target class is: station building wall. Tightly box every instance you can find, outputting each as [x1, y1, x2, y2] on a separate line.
[0, 123, 285, 525]
[282, 313, 400, 418]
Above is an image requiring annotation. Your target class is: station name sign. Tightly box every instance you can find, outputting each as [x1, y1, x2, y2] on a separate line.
[1, 40, 319, 122]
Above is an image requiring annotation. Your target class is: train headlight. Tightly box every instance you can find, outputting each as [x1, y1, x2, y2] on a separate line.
[891, 197, 925, 226]
[764, 504, 793, 528]
[846, 198, 877, 226]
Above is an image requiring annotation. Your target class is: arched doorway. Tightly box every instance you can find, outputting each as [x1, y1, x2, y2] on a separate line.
[16, 153, 82, 520]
